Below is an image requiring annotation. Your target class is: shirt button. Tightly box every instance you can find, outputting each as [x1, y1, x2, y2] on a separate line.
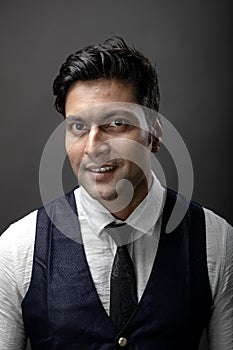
[118, 337, 127, 347]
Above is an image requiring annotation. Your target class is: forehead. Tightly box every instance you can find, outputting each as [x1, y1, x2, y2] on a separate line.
[65, 79, 138, 116]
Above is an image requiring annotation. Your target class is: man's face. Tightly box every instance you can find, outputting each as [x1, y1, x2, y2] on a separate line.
[65, 79, 154, 217]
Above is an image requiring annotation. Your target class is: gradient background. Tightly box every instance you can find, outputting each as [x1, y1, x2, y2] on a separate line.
[0, 1, 232, 349]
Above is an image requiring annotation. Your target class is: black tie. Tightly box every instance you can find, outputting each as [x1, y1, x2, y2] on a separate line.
[105, 223, 138, 329]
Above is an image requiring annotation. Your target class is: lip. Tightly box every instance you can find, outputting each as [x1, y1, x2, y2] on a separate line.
[86, 163, 116, 170]
[85, 163, 118, 180]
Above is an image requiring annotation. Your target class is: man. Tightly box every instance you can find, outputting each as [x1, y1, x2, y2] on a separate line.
[0, 36, 232, 350]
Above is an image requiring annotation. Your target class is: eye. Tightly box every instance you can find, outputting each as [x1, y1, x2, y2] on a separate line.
[72, 122, 84, 131]
[69, 122, 88, 135]
[108, 118, 128, 128]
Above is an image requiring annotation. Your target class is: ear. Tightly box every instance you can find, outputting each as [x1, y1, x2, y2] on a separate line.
[151, 114, 163, 153]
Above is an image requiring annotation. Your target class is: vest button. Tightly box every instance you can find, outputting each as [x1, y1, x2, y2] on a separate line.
[118, 337, 127, 347]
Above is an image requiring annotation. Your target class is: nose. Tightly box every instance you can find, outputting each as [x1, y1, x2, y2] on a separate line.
[84, 126, 110, 158]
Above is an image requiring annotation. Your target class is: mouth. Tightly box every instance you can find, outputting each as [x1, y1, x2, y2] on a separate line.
[85, 163, 118, 179]
[88, 165, 116, 173]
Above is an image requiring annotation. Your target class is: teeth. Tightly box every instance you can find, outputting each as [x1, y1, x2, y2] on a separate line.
[90, 166, 114, 173]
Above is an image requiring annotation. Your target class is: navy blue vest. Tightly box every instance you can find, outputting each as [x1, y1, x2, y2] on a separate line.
[22, 189, 212, 350]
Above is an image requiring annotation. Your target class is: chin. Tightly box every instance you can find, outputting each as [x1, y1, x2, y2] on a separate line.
[87, 187, 118, 202]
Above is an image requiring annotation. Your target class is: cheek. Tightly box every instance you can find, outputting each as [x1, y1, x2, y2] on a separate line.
[66, 143, 83, 168]
[121, 138, 151, 173]
[118, 134, 150, 159]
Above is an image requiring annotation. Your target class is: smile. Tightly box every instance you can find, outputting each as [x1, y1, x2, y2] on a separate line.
[89, 166, 115, 173]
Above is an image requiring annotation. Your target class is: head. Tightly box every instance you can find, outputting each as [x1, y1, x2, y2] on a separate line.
[53, 36, 162, 219]
[53, 35, 160, 116]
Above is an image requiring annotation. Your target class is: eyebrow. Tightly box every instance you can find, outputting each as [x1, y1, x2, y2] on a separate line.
[66, 115, 84, 122]
[66, 109, 138, 122]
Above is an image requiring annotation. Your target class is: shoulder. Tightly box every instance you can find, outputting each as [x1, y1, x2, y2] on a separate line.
[202, 209, 233, 345]
[0, 210, 38, 298]
[203, 207, 232, 255]
[0, 209, 38, 250]
[204, 207, 231, 232]
[203, 207, 233, 297]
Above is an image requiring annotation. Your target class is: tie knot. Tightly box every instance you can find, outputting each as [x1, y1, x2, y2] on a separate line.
[105, 222, 134, 246]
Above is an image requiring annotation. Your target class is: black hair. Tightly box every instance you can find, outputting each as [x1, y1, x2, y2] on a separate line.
[53, 36, 160, 116]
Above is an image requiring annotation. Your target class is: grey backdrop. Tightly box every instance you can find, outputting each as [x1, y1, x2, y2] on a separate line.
[0, 1, 232, 349]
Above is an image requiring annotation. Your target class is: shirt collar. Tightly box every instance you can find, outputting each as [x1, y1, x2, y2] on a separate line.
[75, 172, 165, 237]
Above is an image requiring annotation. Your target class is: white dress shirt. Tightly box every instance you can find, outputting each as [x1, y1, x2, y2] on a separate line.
[0, 175, 233, 350]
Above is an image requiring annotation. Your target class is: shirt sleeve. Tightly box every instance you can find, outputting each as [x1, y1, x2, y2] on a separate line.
[0, 212, 36, 350]
[206, 214, 233, 350]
